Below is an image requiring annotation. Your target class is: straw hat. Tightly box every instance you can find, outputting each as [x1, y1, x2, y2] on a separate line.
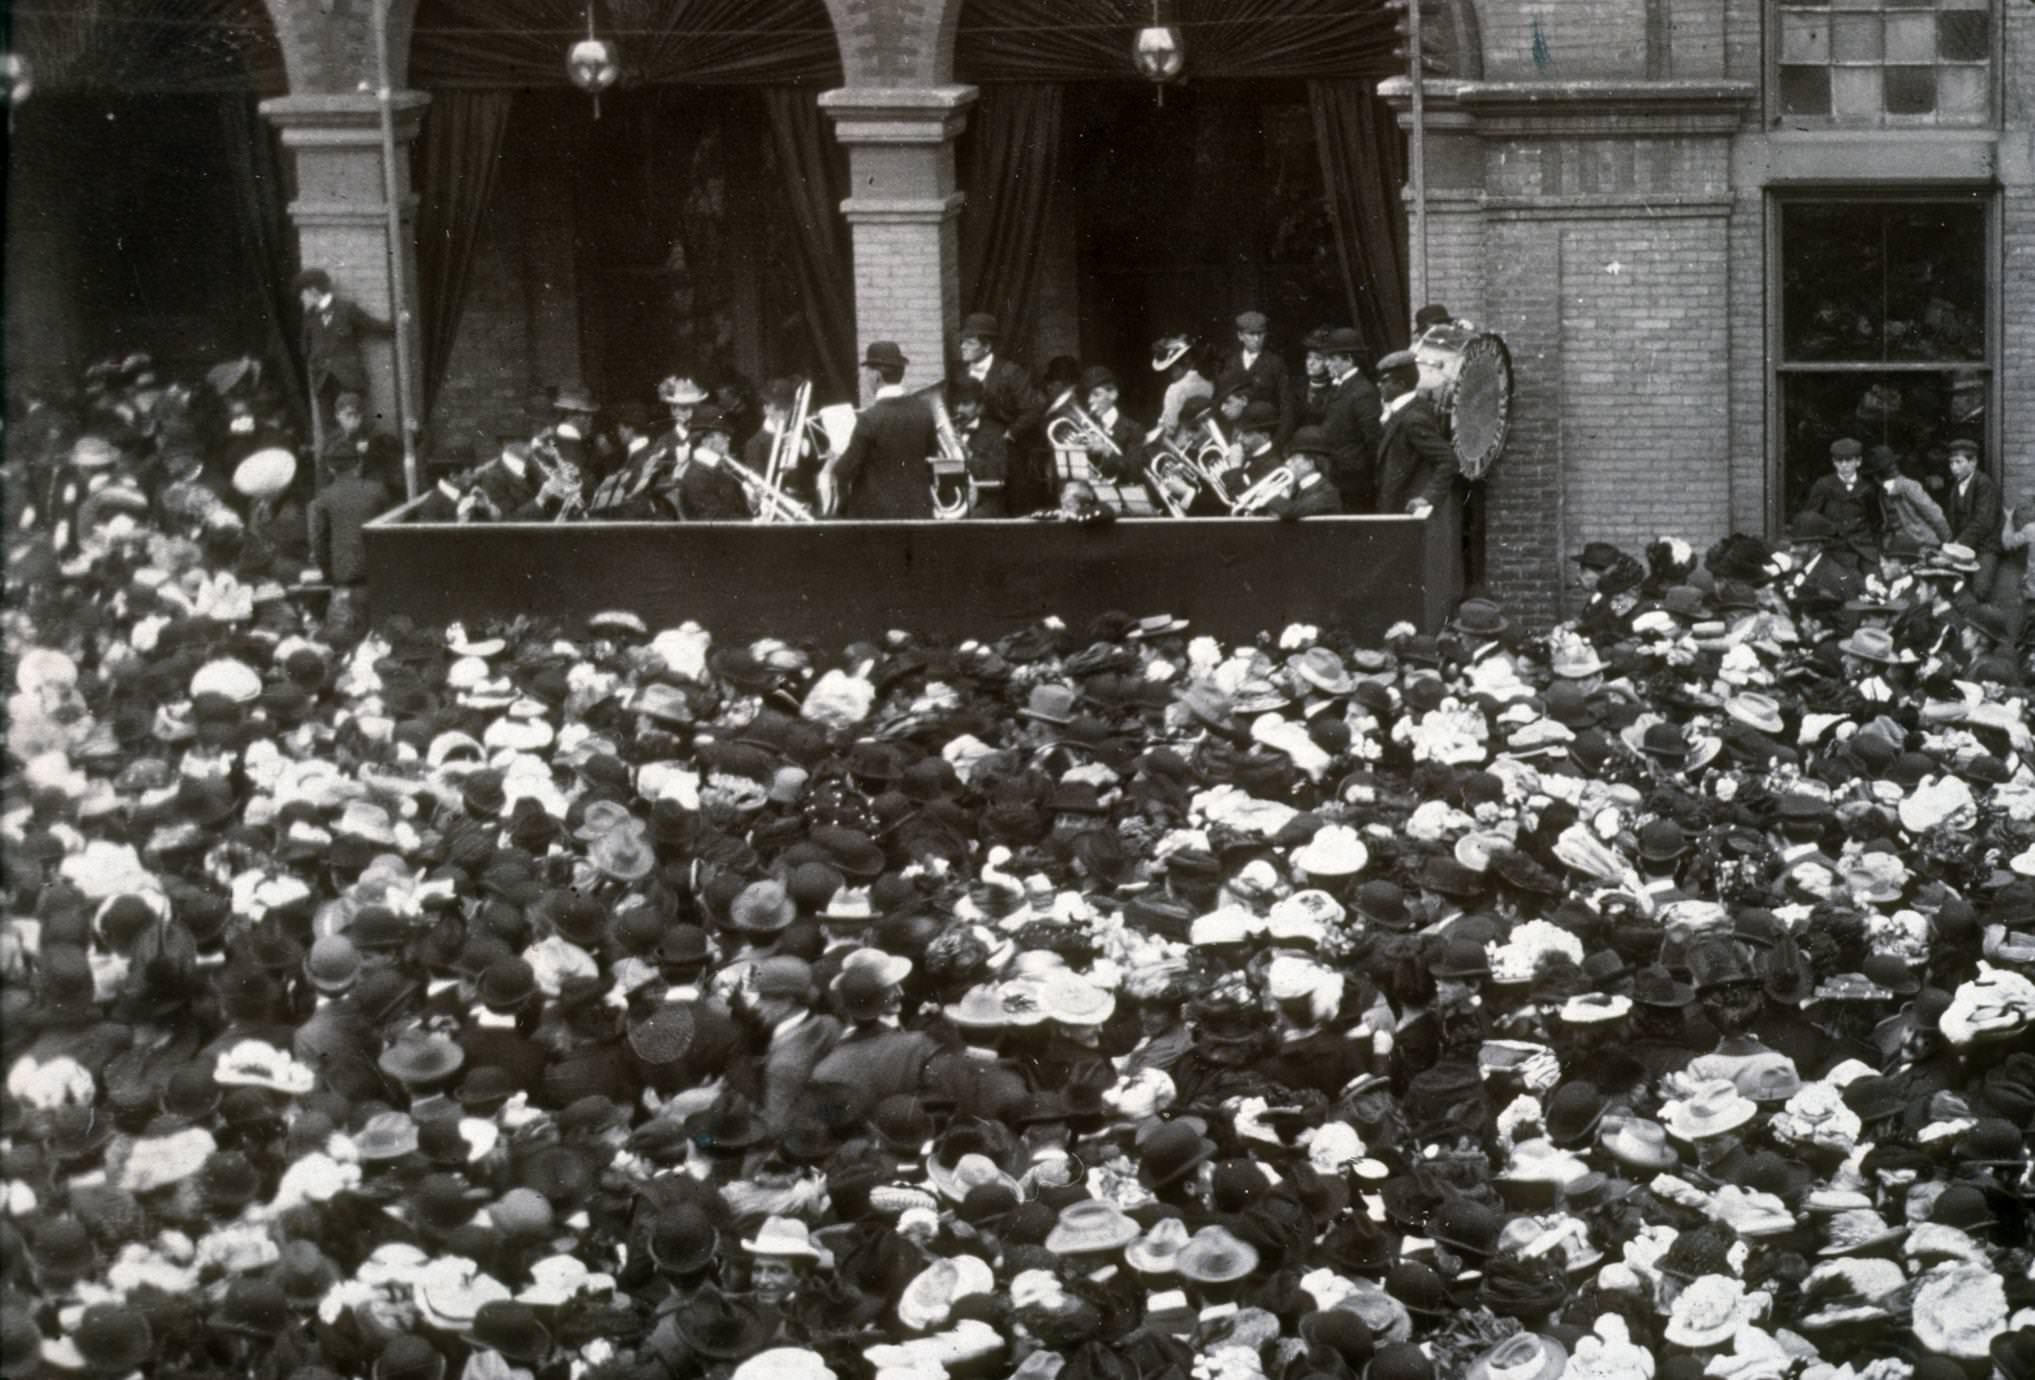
[1598, 1116, 1679, 1171]
[232, 447, 297, 499]
[895, 1255, 992, 1332]
[1044, 1200, 1141, 1256]
[1175, 1225, 1260, 1284]
[1124, 1216, 1193, 1275]
[741, 1216, 825, 1260]
[1661, 1079, 1758, 1141]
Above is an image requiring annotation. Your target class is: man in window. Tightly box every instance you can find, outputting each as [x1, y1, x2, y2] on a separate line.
[1797, 437, 1877, 570]
[1942, 437, 2001, 601]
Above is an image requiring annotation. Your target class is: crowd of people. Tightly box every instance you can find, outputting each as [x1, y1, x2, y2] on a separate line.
[3, 347, 2035, 1380]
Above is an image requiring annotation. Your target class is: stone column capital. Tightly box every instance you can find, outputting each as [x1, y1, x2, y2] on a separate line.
[819, 85, 978, 146]
[260, 91, 433, 148]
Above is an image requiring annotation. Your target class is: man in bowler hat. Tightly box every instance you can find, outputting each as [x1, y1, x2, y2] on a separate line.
[1372, 350, 1458, 519]
[1316, 327, 1382, 512]
[957, 312, 1046, 511]
[293, 268, 392, 437]
[824, 343, 938, 520]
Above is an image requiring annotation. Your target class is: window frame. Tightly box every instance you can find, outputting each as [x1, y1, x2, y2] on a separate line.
[1766, 0, 2001, 132]
[1764, 185, 2001, 535]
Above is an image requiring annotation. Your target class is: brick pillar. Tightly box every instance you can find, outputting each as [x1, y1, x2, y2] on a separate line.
[819, 85, 977, 399]
[261, 92, 429, 440]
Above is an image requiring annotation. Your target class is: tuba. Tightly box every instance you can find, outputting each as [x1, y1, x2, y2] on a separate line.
[925, 387, 976, 520]
[1229, 465, 1296, 515]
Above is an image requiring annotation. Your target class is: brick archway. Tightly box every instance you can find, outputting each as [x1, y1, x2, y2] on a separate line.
[817, 0, 965, 86]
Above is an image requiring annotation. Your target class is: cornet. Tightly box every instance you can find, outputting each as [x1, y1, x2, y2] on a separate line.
[1229, 466, 1297, 514]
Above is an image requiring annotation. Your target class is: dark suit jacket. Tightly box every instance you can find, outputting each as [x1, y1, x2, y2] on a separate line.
[836, 393, 937, 519]
[807, 1028, 941, 1118]
[1268, 474, 1342, 520]
[1218, 347, 1297, 446]
[302, 298, 391, 397]
[762, 1013, 844, 1131]
[1320, 370, 1383, 511]
[1945, 470, 2002, 552]
[1374, 395, 1460, 514]
[976, 356, 1043, 443]
[308, 475, 393, 584]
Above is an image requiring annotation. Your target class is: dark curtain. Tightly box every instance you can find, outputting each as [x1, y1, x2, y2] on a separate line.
[411, 0, 841, 87]
[762, 89, 857, 401]
[961, 84, 1064, 358]
[13, 0, 286, 94]
[1308, 80, 1409, 351]
[218, 95, 307, 423]
[416, 90, 517, 414]
[957, 0, 1402, 83]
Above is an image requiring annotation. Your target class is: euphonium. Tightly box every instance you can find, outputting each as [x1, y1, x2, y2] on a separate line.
[1142, 440, 1202, 519]
[926, 390, 976, 520]
[1045, 393, 1123, 458]
[1229, 465, 1297, 514]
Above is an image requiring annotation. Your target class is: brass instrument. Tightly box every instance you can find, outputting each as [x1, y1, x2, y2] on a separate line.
[700, 447, 815, 523]
[758, 381, 814, 524]
[1045, 391, 1123, 459]
[925, 388, 976, 521]
[1229, 465, 1297, 515]
[529, 431, 586, 522]
[1142, 439, 1203, 518]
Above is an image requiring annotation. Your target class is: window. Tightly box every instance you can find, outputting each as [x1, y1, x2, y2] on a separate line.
[1775, 195, 1991, 522]
[1774, 0, 1994, 128]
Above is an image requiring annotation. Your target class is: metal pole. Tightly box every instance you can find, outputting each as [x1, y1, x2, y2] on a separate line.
[1408, 0, 1429, 331]
[371, 0, 421, 500]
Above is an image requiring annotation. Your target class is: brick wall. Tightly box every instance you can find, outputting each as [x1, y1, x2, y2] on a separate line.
[1478, 0, 1650, 79]
[1725, 188, 1766, 535]
[2002, 2, 2035, 511]
[847, 218, 962, 396]
[1557, 213, 1732, 562]
[1483, 218, 1565, 616]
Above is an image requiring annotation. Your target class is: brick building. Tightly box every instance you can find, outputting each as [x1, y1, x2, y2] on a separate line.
[11, 0, 2032, 623]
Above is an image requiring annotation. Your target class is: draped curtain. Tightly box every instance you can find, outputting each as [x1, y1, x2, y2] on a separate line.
[956, 0, 1403, 84]
[12, 0, 285, 93]
[1309, 80, 1410, 352]
[416, 90, 517, 413]
[960, 84, 1064, 357]
[762, 90, 857, 401]
[218, 95, 307, 422]
[409, 0, 841, 87]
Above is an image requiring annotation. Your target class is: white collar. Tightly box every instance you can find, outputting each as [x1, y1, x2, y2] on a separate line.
[315, 292, 335, 312]
[969, 354, 994, 381]
[772, 1010, 810, 1039]
[1297, 471, 1323, 491]
[1098, 406, 1120, 428]
[1335, 364, 1361, 386]
[1384, 391, 1418, 419]
[874, 383, 908, 400]
[1241, 349, 1259, 369]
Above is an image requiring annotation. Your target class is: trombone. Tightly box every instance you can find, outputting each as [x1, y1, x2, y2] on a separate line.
[757, 380, 813, 523]
[701, 447, 816, 523]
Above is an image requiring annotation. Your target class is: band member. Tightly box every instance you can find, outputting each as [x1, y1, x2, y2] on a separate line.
[1373, 349, 1458, 519]
[957, 314, 1045, 510]
[587, 410, 679, 520]
[1298, 327, 1337, 429]
[676, 407, 753, 521]
[1066, 365, 1158, 516]
[1317, 327, 1382, 513]
[654, 375, 709, 466]
[551, 385, 619, 478]
[948, 379, 1009, 519]
[1233, 401, 1283, 487]
[1218, 310, 1296, 449]
[746, 379, 822, 508]
[824, 342, 936, 520]
[1265, 431, 1342, 520]
[1150, 334, 1212, 441]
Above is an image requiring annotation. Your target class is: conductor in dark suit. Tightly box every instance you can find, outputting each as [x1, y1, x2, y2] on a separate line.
[1217, 310, 1297, 450]
[957, 313, 1046, 512]
[294, 269, 391, 423]
[1943, 436, 2002, 598]
[1373, 350, 1459, 518]
[1316, 327, 1383, 513]
[824, 342, 937, 520]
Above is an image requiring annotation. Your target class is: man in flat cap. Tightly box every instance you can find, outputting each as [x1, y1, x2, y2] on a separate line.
[1942, 436, 2002, 599]
[1216, 310, 1296, 450]
[1373, 350, 1457, 520]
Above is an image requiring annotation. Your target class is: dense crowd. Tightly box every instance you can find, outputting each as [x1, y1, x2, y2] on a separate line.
[3, 356, 2034, 1380]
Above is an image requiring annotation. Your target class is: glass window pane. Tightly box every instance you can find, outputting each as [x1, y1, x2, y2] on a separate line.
[1937, 10, 1988, 60]
[1831, 14, 1881, 59]
[1780, 65, 1833, 116]
[1937, 64, 1988, 117]
[1884, 65, 1936, 112]
[1884, 12, 1936, 59]
[1783, 11, 1834, 61]
[1884, 203, 1986, 361]
[1781, 371, 1977, 523]
[1832, 65, 1884, 118]
[1782, 204, 1887, 360]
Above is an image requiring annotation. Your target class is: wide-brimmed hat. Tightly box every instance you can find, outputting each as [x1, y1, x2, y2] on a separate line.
[1663, 1275, 1755, 1348]
[741, 1216, 825, 1260]
[1175, 1225, 1260, 1284]
[468, 1301, 552, 1363]
[378, 1032, 464, 1087]
[1598, 1116, 1679, 1170]
[1124, 1216, 1193, 1274]
[655, 376, 708, 405]
[1045, 1200, 1141, 1255]
[1465, 1334, 1567, 1380]
[1292, 824, 1369, 877]
[895, 1255, 993, 1332]
[232, 447, 297, 499]
[1662, 1080, 1758, 1140]
[675, 1291, 773, 1361]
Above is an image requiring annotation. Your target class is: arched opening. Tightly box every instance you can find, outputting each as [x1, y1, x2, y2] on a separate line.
[952, 0, 1420, 420]
[5, 1, 294, 393]
[404, 0, 849, 460]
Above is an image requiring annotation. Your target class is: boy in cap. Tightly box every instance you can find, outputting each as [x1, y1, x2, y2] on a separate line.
[1217, 309, 1296, 449]
[1798, 437, 1877, 570]
[1942, 437, 2001, 598]
[319, 390, 401, 494]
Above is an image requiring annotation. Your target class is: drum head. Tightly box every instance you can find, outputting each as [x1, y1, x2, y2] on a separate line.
[1447, 334, 1513, 481]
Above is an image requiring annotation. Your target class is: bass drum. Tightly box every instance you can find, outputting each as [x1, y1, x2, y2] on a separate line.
[1412, 322, 1513, 481]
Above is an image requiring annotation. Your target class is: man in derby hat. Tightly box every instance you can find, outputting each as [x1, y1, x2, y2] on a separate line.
[823, 343, 938, 520]
[674, 407, 753, 522]
[1217, 309, 1297, 449]
[1264, 430, 1342, 519]
[1315, 326, 1382, 511]
[1372, 350, 1458, 522]
[956, 311, 1047, 509]
[293, 267, 391, 433]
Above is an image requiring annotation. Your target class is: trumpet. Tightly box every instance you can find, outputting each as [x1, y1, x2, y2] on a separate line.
[1045, 391, 1123, 459]
[758, 381, 814, 523]
[1229, 465, 1297, 515]
[702, 447, 815, 523]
